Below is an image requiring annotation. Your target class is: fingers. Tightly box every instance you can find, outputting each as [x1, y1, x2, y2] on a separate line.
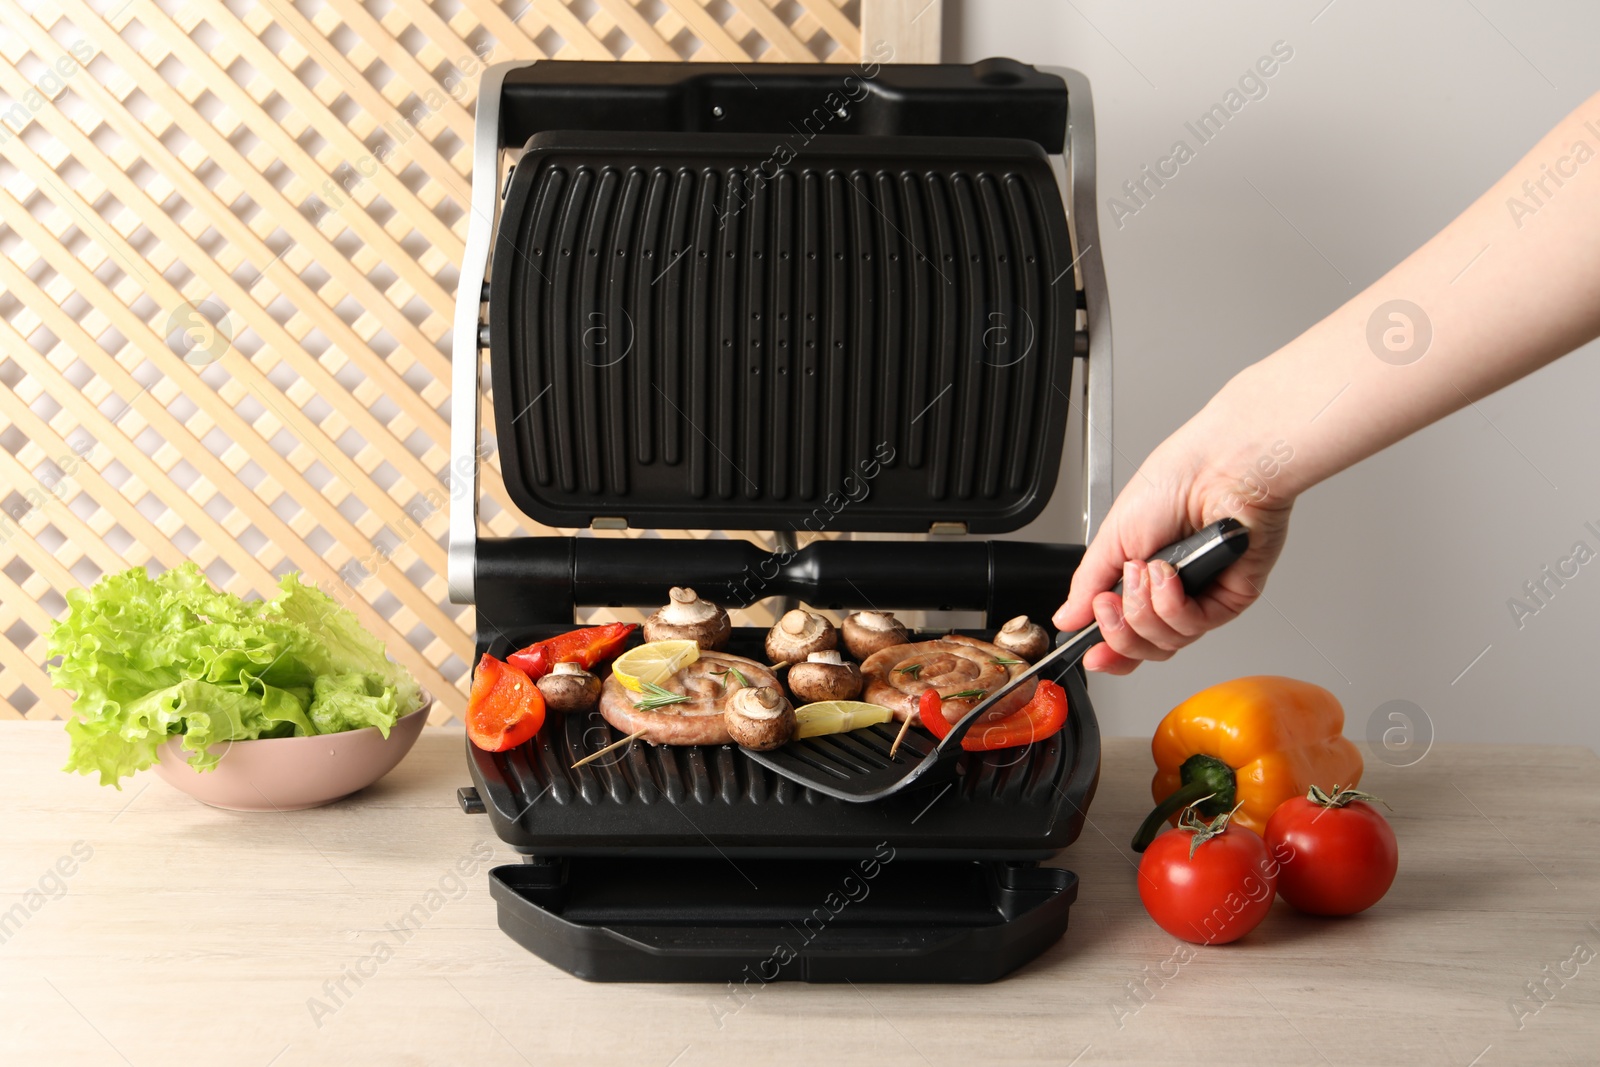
[1141, 559, 1210, 638]
[1093, 582, 1174, 664]
[1116, 561, 1189, 653]
[1082, 642, 1140, 675]
[1053, 523, 1132, 632]
[1077, 559, 1216, 673]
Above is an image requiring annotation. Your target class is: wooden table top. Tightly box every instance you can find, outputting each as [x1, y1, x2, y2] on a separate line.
[3, 723, 1597, 1066]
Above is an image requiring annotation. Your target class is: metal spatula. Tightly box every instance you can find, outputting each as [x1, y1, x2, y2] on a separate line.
[741, 519, 1250, 802]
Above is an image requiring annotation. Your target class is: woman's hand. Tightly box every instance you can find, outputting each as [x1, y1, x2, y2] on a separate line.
[1051, 413, 1296, 674]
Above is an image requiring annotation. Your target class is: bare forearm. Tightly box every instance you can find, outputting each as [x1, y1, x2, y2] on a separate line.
[1060, 93, 1600, 670]
[1195, 90, 1600, 502]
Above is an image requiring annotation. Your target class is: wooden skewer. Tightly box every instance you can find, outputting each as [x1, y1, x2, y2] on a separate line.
[888, 713, 915, 759]
[770, 660, 792, 671]
[571, 728, 648, 769]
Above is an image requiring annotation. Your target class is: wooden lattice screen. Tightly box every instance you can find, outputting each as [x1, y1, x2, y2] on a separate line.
[0, 0, 940, 724]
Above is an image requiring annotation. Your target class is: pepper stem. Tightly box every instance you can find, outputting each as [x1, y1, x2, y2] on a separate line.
[1130, 753, 1238, 852]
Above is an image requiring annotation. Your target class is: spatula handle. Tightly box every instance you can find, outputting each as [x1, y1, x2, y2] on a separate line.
[940, 518, 1251, 749]
[1138, 517, 1252, 598]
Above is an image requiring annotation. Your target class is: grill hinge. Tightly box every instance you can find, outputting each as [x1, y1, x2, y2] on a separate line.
[591, 516, 628, 531]
[929, 522, 968, 537]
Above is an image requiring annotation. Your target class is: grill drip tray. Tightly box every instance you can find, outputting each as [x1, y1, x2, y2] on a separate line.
[490, 855, 1079, 983]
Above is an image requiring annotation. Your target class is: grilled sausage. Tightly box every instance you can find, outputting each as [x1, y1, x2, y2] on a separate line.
[860, 634, 1037, 723]
[598, 651, 780, 746]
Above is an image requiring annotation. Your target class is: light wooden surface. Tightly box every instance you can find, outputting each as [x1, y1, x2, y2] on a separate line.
[0, 0, 886, 726]
[4, 725, 1598, 1066]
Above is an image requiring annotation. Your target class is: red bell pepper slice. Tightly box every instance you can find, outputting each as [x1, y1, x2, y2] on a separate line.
[918, 689, 950, 740]
[465, 653, 546, 752]
[917, 680, 1069, 752]
[968, 679, 1069, 751]
[507, 622, 637, 680]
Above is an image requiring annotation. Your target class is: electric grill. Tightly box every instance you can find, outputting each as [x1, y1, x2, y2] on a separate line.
[450, 58, 1114, 983]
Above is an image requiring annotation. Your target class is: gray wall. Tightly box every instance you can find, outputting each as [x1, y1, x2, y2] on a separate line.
[954, 0, 1600, 753]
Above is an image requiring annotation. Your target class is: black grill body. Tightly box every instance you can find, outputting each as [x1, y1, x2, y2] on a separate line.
[452, 59, 1113, 984]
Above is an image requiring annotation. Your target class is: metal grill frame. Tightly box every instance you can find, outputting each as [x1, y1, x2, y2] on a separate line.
[449, 64, 1116, 980]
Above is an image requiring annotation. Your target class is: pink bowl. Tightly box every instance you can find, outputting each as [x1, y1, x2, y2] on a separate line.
[152, 694, 432, 811]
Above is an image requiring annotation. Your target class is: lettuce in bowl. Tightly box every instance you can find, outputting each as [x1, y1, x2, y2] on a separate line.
[49, 564, 423, 787]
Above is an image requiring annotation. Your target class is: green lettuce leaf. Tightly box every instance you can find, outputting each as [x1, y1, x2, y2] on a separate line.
[263, 573, 423, 715]
[308, 672, 404, 737]
[49, 563, 422, 787]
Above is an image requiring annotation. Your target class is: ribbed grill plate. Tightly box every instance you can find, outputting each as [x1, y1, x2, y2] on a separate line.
[488, 131, 1076, 533]
[466, 628, 1100, 859]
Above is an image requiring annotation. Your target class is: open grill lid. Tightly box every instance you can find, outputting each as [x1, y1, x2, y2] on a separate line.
[484, 64, 1078, 534]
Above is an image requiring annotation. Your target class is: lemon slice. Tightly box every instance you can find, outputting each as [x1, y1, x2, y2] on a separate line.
[793, 700, 894, 739]
[610, 640, 699, 692]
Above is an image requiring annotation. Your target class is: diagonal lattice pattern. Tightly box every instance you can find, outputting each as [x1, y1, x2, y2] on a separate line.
[0, 0, 866, 723]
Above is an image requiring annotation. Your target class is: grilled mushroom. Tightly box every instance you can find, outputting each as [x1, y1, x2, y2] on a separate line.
[724, 685, 796, 750]
[643, 586, 731, 650]
[841, 610, 911, 660]
[536, 660, 601, 712]
[994, 615, 1051, 663]
[787, 650, 862, 703]
[764, 608, 837, 664]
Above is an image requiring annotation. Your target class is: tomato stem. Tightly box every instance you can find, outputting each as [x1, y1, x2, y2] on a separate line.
[1308, 783, 1391, 810]
[1177, 802, 1241, 859]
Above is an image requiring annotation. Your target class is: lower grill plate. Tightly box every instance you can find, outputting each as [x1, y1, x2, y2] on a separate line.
[466, 626, 1100, 861]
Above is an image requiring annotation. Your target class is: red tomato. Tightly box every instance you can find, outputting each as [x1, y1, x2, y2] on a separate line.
[1265, 790, 1398, 916]
[1138, 815, 1278, 945]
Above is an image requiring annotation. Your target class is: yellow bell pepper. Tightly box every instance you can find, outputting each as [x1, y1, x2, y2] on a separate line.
[1131, 675, 1363, 851]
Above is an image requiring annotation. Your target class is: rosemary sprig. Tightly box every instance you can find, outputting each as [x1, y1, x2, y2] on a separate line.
[991, 656, 1023, 666]
[634, 681, 691, 711]
[896, 663, 924, 679]
[716, 665, 749, 690]
[947, 689, 986, 699]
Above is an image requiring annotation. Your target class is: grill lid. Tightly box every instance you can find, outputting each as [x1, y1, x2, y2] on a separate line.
[488, 130, 1076, 533]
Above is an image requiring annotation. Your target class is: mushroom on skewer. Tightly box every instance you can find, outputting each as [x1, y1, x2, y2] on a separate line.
[764, 608, 837, 664]
[643, 586, 731, 650]
[994, 615, 1051, 663]
[724, 685, 796, 750]
[536, 660, 602, 712]
[787, 650, 863, 703]
[840, 611, 910, 660]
